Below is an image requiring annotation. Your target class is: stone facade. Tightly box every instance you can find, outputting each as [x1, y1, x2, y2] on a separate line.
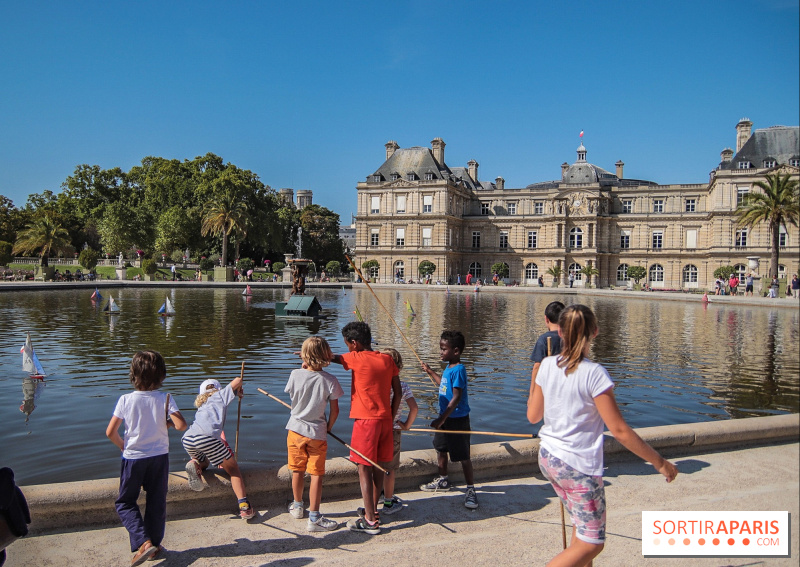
[354, 122, 799, 289]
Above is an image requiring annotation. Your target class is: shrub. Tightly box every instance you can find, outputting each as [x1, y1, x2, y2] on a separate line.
[141, 259, 158, 275]
[78, 248, 100, 271]
[0, 241, 13, 265]
[713, 265, 736, 280]
[199, 258, 214, 271]
[325, 260, 341, 275]
[627, 266, 646, 283]
[491, 262, 509, 278]
[237, 257, 254, 273]
[272, 261, 285, 273]
[418, 260, 436, 275]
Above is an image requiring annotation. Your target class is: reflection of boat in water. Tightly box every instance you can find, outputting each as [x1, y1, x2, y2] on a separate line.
[103, 296, 120, 313]
[20, 376, 45, 423]
[21, 332, 46, 380]
[158, 296, 175, 316]
[242, 285, 252, 296]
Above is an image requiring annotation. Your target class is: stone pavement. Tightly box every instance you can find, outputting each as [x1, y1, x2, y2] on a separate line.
[7, 442, 798, 567]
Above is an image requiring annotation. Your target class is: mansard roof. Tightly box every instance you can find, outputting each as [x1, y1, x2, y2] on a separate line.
[721, 126, 800, 169]
[369, 147, 490, 191]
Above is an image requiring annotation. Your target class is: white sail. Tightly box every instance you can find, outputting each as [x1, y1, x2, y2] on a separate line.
[165, 296, 175, 315]
[105, 296, 120, 313]
[242, 285, 252, 295]
[21, 332, 46, 377]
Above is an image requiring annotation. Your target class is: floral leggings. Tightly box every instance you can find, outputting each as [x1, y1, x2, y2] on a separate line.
[539, 446, 606, 544]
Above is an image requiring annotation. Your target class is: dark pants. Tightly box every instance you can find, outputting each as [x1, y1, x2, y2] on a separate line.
[115, 454, 169, 552]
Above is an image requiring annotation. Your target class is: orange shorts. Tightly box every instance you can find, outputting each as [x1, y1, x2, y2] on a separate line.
[287, 430, 328, 476]
[350, 418, 393, 466]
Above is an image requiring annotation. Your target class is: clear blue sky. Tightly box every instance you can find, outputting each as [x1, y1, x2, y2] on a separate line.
[2, 1, 798, 223]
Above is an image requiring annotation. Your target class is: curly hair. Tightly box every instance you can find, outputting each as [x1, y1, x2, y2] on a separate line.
[341, 321, 372, 347]
[440, 330, 465, 352]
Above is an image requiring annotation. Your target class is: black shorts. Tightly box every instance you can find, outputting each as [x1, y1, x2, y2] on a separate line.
[433, 415, 471, 462]
[746, 284, 754, 292]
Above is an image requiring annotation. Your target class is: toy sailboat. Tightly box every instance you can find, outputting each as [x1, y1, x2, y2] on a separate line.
[242, 285, 253, 296]
[90, 288, 102, 301]
[103, 296, 120, 314]
[158, 296, 175, 316]
[21, 332, 46, 380]
[405, 299, 416, 316]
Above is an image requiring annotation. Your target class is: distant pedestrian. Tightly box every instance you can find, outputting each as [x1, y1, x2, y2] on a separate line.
[728, 274, 739, 296]
[745, 273, 754, 296]
[170, 265, 176, 281]
[538, 275, 544, 287]
[568, 272, 575, 288]
[769, 275, 779, 298]
[528, 305, 678, 567]
[457, 274, 461, 285]
[790, 275, 799, 298]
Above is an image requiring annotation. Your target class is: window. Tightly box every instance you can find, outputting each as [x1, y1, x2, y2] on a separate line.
[370, 196, 380, 214]
[390, 173, 399, 181]
[620, 230, 630, 249]
[527, 230, 538, 249]
[394, 261, 404, 279]
[652, 230, 663, 249]
[737, 161, 752, 169]
[737, 185, 749, 205]
[371, 175, 382, 183]
[734, 264, 747, 282]
[534, 201, 544, 215]
[763, 160, 776, 168]
[395, 228, 405, 247]
[649, 264, 664, 282]
[422, 227, 432, 247]
[423, 195, 433, 213]
[472, 231, 481, 249]
[469, 262, 482, 278]
[790, 159, 800, 167]
[525, 263, 539, 280]
[425, 172, 434, 181]
[616, 264, 629, 281]
[685, 198, 696, 212]
[778, 264, 786, 278]
[622, 199, 633, 213]
[370, 228, 379, 246]
[682, 264, 698, 283]
[406, 173, 416, 181]
[568, 263, 582, 281]
[481, 202, 490, 215]
[499, 231, 509, 249]
[779, 226, 788, 248]
[507, 202, 516, 215]
[396, 195, 406, 213]
[569, 227, 583, 249]
[653, 199, 664, 213]
[735, 229, 748, 248]
[368, 264, 379, 279]
[686, 229, 697, 249]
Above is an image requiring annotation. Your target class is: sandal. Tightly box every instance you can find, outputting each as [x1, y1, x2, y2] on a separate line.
[131, 541, 157, 566]
[147, 545, 164, 561]
[185, 459, 205, 491]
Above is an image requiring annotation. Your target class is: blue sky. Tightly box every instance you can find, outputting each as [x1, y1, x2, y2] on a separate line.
[1, 1, 798, 222]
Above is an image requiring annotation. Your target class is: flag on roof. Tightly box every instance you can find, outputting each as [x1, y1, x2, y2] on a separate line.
[579, 130, 584, 138]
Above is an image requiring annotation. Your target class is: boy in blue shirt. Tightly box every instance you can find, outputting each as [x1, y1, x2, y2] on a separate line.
[420, 330, 478, 509]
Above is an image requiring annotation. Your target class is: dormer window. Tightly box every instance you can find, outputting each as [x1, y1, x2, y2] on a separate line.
[406, 173, 417, 181]
[371, 174, 382, 183]
[790, 159, 800, 167]
[737, 161, 752, 169]
[391, 173, 399, 181]
[425, 172, 434, 181]
[763, 159, 776, 168]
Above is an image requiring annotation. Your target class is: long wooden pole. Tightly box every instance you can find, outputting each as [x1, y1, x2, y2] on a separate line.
[345, 255, 435, 385]
[547, 336, 567, 551]
[257, 388, 389, 475]
[407, 428, 533, 438]
[234, 361, 244, 459]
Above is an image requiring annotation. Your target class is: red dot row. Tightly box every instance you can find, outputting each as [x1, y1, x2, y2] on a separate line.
[663, 538, 749, 546]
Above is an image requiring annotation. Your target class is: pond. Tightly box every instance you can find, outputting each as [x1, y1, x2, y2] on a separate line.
[1, 286, 798, 486]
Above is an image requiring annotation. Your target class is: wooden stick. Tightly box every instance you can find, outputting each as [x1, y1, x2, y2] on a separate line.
[407, 428, 533, 438]
[345, 255, 434, 385]
[257, 388, 389, 475]
[234, 361, 244, 459]
[547, 336, 567, 550]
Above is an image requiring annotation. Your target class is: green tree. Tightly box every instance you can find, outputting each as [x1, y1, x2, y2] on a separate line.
[736, 172, 800, 279]
[299, 205, 344, 265]
[713, 265, 737, 280]
[97, 200, 152, 257]
[141, 258, 158, 275]
[12, 213, 71, 266]
[272, 261, 285, 273]
[325, 260, 341, 275]
[155, 205, 200, 255]
[0, 240, 12, 265]
[627, 265, 646, 284]
[418, 260, 436, 276]
[579, 264, 600, 287]
[491, 262, 509, 278]
[201, 189, 249, 267]
[78, 248, 100, 271]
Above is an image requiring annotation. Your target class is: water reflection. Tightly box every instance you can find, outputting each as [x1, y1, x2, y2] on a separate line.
[0, 287, 796, 485]
[20, 377, 45, 424]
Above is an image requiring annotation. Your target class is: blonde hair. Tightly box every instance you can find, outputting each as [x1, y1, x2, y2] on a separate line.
[301, 336, 332, 371]
[194, 385, 219, 408]
[557, 304, 597, 375]
[382, 348, 404, 370]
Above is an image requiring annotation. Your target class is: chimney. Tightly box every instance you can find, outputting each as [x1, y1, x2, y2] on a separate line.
[736, 118, 753, 153]
[615, 160, 624, 179]
[467, 160, 479, 182]
[495, 176, 505, 190]
[385, 140, 399, 160]
[561, 162, 569, 180]
[720, 148, 734, 163]
[431, 137, 446, 165]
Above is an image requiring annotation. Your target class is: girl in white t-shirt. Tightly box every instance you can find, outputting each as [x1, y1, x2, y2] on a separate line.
[528, 305, 678, 567]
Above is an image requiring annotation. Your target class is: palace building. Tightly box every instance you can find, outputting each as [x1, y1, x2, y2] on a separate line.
[353, 119, 799, 289]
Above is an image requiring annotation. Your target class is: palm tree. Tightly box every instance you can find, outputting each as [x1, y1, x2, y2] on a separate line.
[735, 172, 799, 279]
[579, 264, 600, 287]
[201, 191, 249, 267]
[546, 265, 563, 285]
[12, 214, 71, 267]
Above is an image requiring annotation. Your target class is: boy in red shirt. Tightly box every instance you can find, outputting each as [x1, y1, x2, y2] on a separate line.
[331, 322, 401, 534]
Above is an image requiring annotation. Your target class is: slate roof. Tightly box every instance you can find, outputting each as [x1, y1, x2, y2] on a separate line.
[720, 126, 800, 169]
[369, 147, 490, 191]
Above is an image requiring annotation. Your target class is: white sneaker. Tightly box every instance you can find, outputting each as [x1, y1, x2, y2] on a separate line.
[307, 516, 339, 532]
[288, 501, 304, 519]
[185, 460, 204, 492]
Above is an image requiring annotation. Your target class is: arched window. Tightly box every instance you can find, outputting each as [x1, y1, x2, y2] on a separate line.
[525, 263, 539, 280]
[394, 261, 404, 280]
[734, 264, 747, 282]
[469, 262, 482, 278]
[568, 262, 583, 280]
[682, 264, 698, 283]
[649, 264, 664, 282]
[616, 263, 629, 281]
[778, 264, 786, 278]
[368, 265, 379, 279]
[569, 228, 583, 249]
